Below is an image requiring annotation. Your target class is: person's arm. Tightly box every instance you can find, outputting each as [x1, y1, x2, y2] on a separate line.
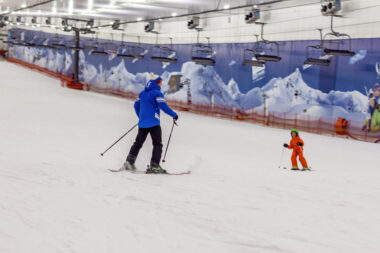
[134, 98, 140, 118]
[297, 138, 304, 147]
[155, 93, 177, 118]
[284, 141, 293, 149]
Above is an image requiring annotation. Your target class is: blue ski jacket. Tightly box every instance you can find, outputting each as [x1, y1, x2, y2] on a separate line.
[134, 79, 177, 128]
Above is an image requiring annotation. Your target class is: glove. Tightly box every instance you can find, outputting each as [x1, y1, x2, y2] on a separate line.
[283, 144, 288, 148]
[174, 115, 178, 121]
[297, 142, 303, 146]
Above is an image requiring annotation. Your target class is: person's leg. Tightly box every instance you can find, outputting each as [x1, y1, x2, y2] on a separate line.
[149, 125, 163, 166]
[127, 128, 149, 164]
[298, 151, 308, 168]
[291, 151, 299, 169]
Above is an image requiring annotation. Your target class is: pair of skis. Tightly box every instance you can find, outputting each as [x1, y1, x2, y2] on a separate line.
[282, 167, 314, 171]
[109, 166, 191, 176]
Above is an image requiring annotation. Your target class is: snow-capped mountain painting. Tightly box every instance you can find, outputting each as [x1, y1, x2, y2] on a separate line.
[7, 28, 380, 124]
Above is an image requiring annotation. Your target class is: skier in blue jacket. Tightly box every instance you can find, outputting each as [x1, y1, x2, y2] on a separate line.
[121, 74, 178, 174]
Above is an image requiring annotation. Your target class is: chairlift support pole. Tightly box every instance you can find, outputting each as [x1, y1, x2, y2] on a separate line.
[195, 28, 203, 45]
[73, 29, 80, 83]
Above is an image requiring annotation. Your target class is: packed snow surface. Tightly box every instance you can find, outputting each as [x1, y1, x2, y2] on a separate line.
[1, 61, 380, 253]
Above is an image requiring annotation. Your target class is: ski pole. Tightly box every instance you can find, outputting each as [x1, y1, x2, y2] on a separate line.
[100, 123, 138, 156]
[278, 147, 285, 168]
[162, 119, 177, 163]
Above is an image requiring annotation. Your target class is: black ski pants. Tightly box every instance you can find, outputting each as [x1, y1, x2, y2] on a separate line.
[127, 126, 163, 166]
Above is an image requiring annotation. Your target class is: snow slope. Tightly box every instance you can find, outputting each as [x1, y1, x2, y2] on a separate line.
[1, 61, 380, 253]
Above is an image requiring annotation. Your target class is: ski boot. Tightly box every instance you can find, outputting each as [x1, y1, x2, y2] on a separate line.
[120, 161, 137, 171]
[301, 167, 310, 171]
[291, 167, 300, 171]
[146, 164, 167, 174]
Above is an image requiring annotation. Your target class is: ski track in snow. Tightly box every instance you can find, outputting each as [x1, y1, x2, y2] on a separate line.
[1, 61, 380, 253]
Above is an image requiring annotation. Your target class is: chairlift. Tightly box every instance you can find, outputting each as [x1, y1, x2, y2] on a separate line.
[191, 29, 215, 66]
[23, 34, 35, 47]
[83, 35, 97, 50]
[242, 35, 265, 67]
[323, 15, 355, 56]
[40, 39, 57, 49]
[12, 33, 25, 46]
[102, 34, 118, 54]
[151, 36, 177, 63]
[91, 42, 108, 55]
[8, 30, 23, 46]
[84, 43, 97, 50]
[117, 34, 146, 60]
[304, 29, 331, 66]
[90, 33, 108, 55]
[254, 23, 281, 63]
[32, 32, 51, 49]
[12, 39, 25, 46]
[2, 36, 13, 45]
[3, 40, 13, 45]
[51, 34, 66, 49]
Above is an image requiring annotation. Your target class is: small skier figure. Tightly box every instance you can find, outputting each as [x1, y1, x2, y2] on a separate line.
[121, 74, 178, 174]
[283, 129, 309, 171]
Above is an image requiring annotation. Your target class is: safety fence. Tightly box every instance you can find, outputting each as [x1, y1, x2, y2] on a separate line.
[6, 57, 380, 143]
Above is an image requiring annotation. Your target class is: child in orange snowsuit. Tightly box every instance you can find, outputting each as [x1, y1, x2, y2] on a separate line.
[283, 129, 309, 170]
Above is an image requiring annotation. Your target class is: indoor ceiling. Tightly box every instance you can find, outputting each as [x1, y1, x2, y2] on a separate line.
[0, 0, 320, 23]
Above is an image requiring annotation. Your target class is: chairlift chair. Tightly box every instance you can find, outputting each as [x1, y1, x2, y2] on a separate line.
[191, 43, 216, 66]
[90, 33, 108, 55]
[254, 23, 281, 62]
[91, 42, 108, 56]
[304, 47, 331, 66]
[151, 37, 177, 63]
[117, 35, 145, 60]
[304, 29, 330, 66]
[92, 34, 117, 55]
[3, 39, 13, 45]
[117, 45, 145, 59]
[191, 30, 215, 66]
[40, 38, 57, 49]
[12, 39, 25, 46]
[242, 35, 265, 67]
[84, 33, 100, 50]
[84, 43, 97, 50]
[33, 32, 51, 49]
[25, 34, 37, 47]
[83, 35, 97, 50]
[243, 49, 265, 67]
[323, 15, 355, 56]
[51, 35, 66, 49]
[12, 33, 25, 46]
[9, 30, 24, 46]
